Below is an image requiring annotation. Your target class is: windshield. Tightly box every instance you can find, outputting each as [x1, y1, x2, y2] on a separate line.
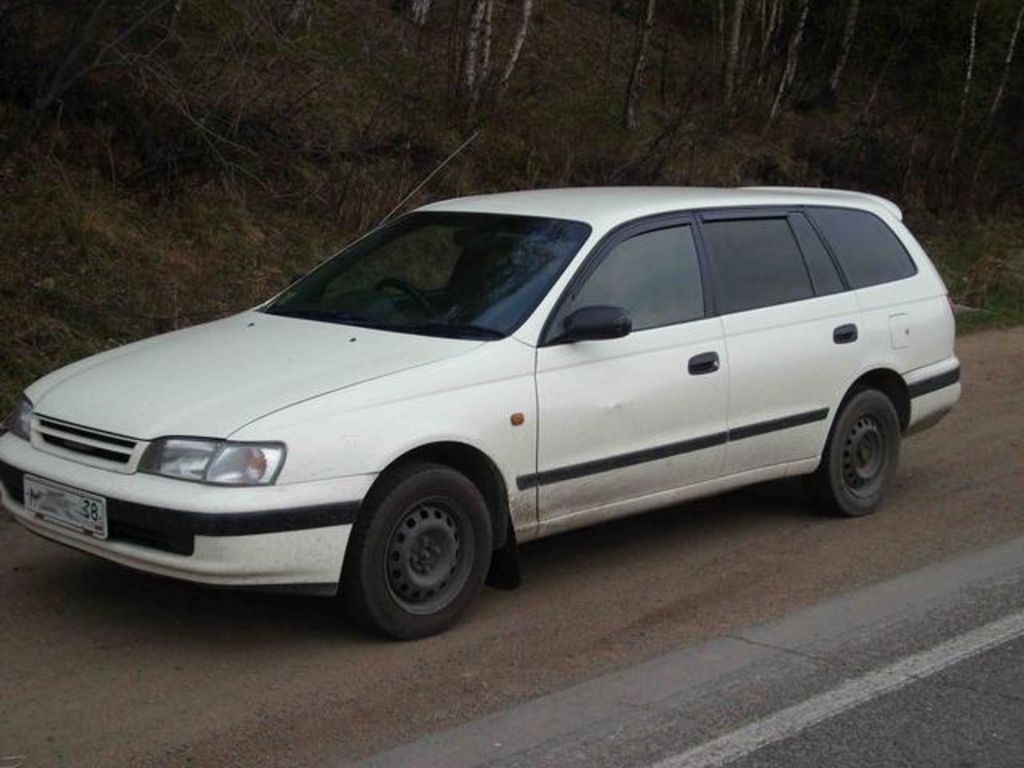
[266, 212, 592, 339]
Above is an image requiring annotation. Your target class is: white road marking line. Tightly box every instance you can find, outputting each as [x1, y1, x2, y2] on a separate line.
[650, 608, 1024, 768]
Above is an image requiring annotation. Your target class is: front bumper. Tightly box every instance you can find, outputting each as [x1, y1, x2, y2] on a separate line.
[0, 433, 373, 592]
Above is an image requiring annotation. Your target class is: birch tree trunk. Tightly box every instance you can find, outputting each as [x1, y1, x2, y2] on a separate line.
[858, 42, 899, 124]
[411, 0, 432, 26]
[826, 0, 860, 97]
[983, 0, 1024, 128]
[169, 0, 183, 30]
[480, 0, 493, 94]
[463, 0, 488, 101]
[949, 0, 982, 167]
[970, 0, 1024, 191]
[766, 0, 810, 128]
[723, 0, 746, 107]
[714, 0, 725, 70]
[623, 0, 657, 130]
[756, 0, 781, 90]
[286, 0, 312, 30]
[499, 0, 535, 94]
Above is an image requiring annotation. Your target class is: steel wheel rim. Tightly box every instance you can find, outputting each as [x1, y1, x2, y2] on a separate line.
[384, 497, 473, 615]
[842, 414, 887, 498]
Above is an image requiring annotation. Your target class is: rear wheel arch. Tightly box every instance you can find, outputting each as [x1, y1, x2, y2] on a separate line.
[837, 368, 910, 434]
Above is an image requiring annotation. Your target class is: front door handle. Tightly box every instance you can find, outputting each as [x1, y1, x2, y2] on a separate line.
[688, 351, 720, 375]
[833, 323, 858, 344]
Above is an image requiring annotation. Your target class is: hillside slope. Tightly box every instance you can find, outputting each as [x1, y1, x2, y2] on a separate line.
[0, 0, 1021, 411]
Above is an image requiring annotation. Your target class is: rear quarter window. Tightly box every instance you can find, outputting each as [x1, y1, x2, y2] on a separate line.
[809, 207, 917, 289]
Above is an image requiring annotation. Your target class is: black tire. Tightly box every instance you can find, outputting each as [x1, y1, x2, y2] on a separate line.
[808, 389, 902, 517]
[341, 461, 493, 640]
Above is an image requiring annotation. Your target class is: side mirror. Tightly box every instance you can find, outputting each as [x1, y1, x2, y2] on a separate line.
[556, 305, 632, 343]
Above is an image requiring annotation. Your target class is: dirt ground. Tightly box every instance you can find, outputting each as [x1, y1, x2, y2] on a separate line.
[1, 327, 1022, 768]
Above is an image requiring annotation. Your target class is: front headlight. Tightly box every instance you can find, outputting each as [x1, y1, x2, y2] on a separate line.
[140, 438, 286, 486]
[4, 395, 34, 440]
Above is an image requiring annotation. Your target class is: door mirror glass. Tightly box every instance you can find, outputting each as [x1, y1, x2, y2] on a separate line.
[556, 305, 632, 343]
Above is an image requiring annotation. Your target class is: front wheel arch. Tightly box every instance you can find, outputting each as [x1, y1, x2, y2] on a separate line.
[369, 441, 513, 552]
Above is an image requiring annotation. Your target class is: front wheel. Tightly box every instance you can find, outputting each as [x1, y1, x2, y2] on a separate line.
[341, 462, 493, 640]
[808, 389, 902, 517]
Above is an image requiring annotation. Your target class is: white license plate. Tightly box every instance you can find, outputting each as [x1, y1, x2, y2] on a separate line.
[24, 475, 108, 540]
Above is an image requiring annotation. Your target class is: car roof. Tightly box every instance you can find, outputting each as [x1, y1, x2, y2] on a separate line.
[418, 186, 902, 229]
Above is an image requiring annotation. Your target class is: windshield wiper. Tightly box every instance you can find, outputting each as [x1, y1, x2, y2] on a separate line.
[264, 306, 375, 326]
[392, 322, 505, 340]
[264, 308, 504, 339]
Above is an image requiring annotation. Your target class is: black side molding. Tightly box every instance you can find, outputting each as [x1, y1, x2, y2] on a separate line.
[517, 407, 830, 490]
[518, 432, 729, 490]
[907, 366, 960, 398]
[728, 408, 830, 442]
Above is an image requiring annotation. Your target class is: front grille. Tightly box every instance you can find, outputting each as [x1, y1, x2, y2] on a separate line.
[35, 417, 140, 471]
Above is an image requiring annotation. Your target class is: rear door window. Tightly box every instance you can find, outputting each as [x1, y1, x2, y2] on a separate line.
[808, 207, 917, 288]
[701, 217, 814, 314]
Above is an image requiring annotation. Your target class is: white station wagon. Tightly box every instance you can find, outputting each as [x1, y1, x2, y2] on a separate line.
[1, 187, 961, 638]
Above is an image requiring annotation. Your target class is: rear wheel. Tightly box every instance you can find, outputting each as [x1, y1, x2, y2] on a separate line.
[808, 389, 901, 517]
[341, 462, 493, 640]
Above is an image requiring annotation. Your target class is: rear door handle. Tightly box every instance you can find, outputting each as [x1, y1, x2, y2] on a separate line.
[833, 323, 858, 344]
[688, 351, 720, 375]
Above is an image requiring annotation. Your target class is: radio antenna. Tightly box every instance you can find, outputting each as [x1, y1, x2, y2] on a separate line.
[377, 130, 480, 227]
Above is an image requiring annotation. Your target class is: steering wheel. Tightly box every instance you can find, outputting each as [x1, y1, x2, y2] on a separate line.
[375, 277, 432, 313]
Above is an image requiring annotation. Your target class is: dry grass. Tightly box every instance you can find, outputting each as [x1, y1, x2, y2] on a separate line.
[0, 152, 339, 413]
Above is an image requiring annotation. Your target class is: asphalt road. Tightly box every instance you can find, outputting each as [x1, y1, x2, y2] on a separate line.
[2, 327, 1022, 768]
[361, 536, 1024, 768]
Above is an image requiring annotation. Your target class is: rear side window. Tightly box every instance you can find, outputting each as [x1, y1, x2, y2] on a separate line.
[809, 207, 917, 289]
[701, 218, 813, 313]
[555, 225, 704, 332]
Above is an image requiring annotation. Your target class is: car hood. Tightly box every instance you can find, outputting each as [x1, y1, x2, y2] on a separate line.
[27, 311, 483, 439]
